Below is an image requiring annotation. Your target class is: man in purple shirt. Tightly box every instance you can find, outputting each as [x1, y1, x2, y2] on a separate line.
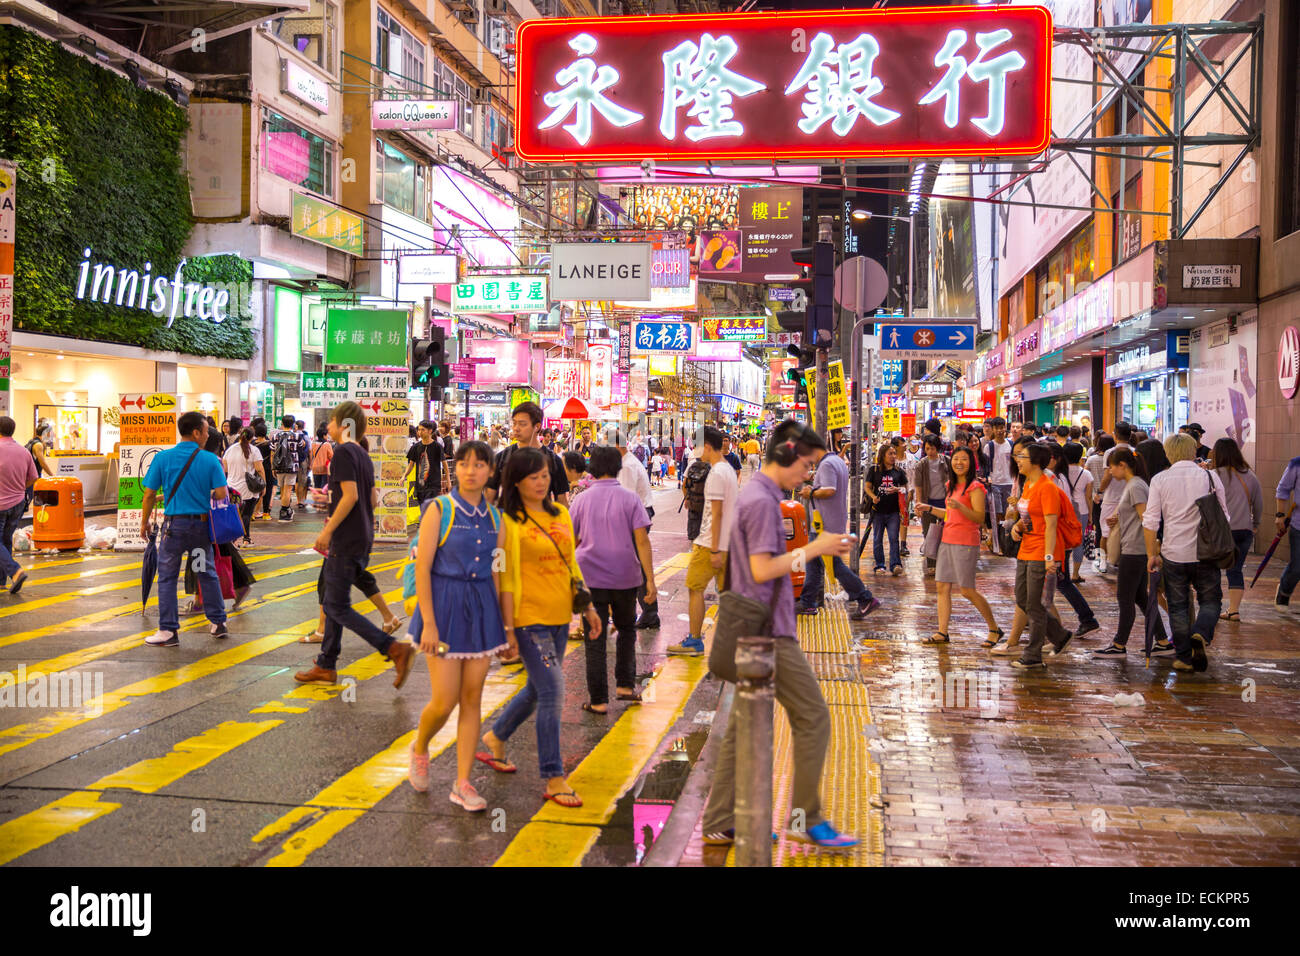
[701, 420, 858, 851]
[569, 446, 658, 712]
[0, 416, 39, 593]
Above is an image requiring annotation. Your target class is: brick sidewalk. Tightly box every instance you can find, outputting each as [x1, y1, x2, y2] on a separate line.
[683, 528, 1300, 866]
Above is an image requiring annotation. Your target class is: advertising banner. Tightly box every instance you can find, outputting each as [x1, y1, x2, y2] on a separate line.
[652, 248, 690, 288]
[467, 338, 530, 385]
[1190, 312, 1256, 462]
[808, 360, 850, 432]
[544, 359, 591, 399]
[452, 275, 548, 313]
[700, 316, 766, 342]
[588, 343, 614, 406]
[621, 184, 738, 242]
[515, 7, 1052, 162]
[739, 186, 801, 279]
[116, 392, 177, 551]
[698, 230, 741, 273]
[292, 191, 363, 257]
[550, 242, 652, 300]
[324, 309, 409, 367]
[372, 99, 456, 130]
[300, 372, 349, 409]
[0, 159, 12, 415]
[363, 397, 412, 542]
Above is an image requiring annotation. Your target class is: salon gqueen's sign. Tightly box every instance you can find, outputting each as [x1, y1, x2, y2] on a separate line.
[372, 100, 457, 131]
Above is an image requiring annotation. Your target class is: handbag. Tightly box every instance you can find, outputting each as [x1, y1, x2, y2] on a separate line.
[708, 585, 781, 684]
[526, 512, 592, 614]
[195, 552, 236, 603]
[1195, 470, 1237, 569]
[1106, 523, 1123, 564]
[244, 449, 266, 494]
[921, 517, 944, 559]
[209, 494, 246, 545]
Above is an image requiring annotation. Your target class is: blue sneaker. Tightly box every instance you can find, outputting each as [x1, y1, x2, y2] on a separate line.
[790, 821, 859, 849]
[667, 636, 705, 656]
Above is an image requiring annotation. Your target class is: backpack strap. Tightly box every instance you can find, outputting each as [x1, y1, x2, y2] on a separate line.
[436, 494, 456, 547]
[487, 504, 501, 531]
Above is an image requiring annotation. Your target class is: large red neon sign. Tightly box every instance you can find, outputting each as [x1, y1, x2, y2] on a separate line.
[514, 5, 1051, 163]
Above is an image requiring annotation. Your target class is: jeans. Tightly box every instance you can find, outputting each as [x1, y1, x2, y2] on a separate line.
[1015, 559, 1069, 664]
[1225, 528, 1255, 590]
[1281, 527, 1300, 598]
[1114, 553, 1167, 646]
[157, 516, 226, 633]
[586, 587, 638, 705]
[1162, 558, 1222, 661]
[316, 551, 395, 671]
[1055, 553, 1098, 629]
[798, 553, 872, 608]
[872, 512, 900, 569]
[492, 623, 567, 778]
[0, 498, 27, 584]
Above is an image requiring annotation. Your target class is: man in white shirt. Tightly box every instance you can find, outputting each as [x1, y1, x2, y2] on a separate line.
[981, 417, 1015, 555]
[613, 430, 659, 629]
[670, 426, 737, 656]
[1144, 432, 1230, 673]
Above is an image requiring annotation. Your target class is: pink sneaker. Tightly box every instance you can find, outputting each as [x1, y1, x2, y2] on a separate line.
[450, 781, 487, 812]
[409, 743, 429, 792]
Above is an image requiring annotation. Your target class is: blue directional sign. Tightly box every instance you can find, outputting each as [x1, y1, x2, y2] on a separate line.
[878, 323, 977, 360]
[632, 320, 693, 353]
[880, 359, 905, 390]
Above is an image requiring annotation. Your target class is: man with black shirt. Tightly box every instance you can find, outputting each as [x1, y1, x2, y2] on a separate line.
[271, 415, 302, 521]
[1181, 423, 1212, 460]
[405, 419, 448, 506]
[485, 401, 569, 506]
[295, 401, 413, 687]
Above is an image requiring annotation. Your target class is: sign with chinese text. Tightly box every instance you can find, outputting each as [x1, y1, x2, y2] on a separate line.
[808, 359, 850, 431]
[882, 407, 901, 432]
[450, 361, 477, 386]
[349, 371, 410, 400]
[515, 7, 1052, 162]
[452, 275, 549, 313]
[300, 372, 348, 408]
[543, 359, 591, 399]
[0, 160, 12, 415]
[692, 340, 744, 362]
[901, 412, 917, 436]
[632, 320, 694, 352]
[362, 397, 412, 542]
[912, 381, 953, 398]
[880, 323, 977, 360]
[467, 338, 530, 385]
[739, 186, 801, 278]
[610, 371, 630, 404]
[701, 316, 766, 342]
[618, 321, 632, 371]
[1183, 264, 1241, 290]
[550, 242, 651, 300]
[292, 191, 362, 257]
[324, 309, 409, 367]
[116, 393, 178, 551]
[588, 343, 614, 405]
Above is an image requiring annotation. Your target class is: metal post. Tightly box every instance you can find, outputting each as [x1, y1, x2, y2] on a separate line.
[848, 313, 873, 543]
[907, 215, 915, 320]
[734, 635, 775, 867]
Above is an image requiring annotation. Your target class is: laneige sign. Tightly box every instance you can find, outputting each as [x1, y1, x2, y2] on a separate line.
[549, 242, 652, 300]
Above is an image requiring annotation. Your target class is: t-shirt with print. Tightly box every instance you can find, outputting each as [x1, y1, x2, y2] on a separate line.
[695, 458, 738, 550]
[1116, 477, 1150, 556]
[487, 444, 570, 500]
[515, 507, 577, 627]
[327, 443, 374, 557]
[407, 440, 445, 499]
[1018, 475, 1061, 562]
[727, 472, 795, 639]
[866, 466, 907, 513]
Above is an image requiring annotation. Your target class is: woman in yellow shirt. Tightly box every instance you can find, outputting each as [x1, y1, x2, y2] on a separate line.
[480, 447, 599, 808]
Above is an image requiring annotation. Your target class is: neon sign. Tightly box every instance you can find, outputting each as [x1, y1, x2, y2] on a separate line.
[515, 6, 1051, 162]
[75, 248, 230, 325]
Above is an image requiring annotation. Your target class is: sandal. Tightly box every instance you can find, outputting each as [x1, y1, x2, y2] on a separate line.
[1219, 611, 1240, 622]
[980, 627, 1006, 649]
[475, 751, 517, 774]
[990, 643, 1022, 657]
[299, 630, 324, 644]
[921, 632, 950, 645]
[382, 618, 405, 636]
[543, 790, 583, 808]
[581, 702, 608, 714]
[615, 690, 643, 703]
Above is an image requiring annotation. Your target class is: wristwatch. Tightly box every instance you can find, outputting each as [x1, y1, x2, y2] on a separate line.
[1044, 553, 1055, 562]
[1279, 512, 1288, 518]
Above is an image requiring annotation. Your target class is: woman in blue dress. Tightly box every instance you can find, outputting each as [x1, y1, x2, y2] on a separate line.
[408, 440, 513, 812]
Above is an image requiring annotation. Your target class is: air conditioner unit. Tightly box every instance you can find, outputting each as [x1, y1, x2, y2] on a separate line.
[470, 86, 491, 105]
[459, 8, 480, 25]
[488, 19, 506, 55]
[485, 0, 508, 15]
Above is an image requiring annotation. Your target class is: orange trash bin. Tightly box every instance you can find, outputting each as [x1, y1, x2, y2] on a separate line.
[781, 498, 809, 599]
[31, 476, 85, 551]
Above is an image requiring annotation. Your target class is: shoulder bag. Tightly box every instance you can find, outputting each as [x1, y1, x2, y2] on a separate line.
[1196, 470, 1237, 569]
[526, 512, 592, 613]
[708, 577, 781, 685]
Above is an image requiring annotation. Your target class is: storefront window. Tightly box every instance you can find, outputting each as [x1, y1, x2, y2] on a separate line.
[271, 0, 336, 73]
[1036, 221, 1093, 316]
[374, 139, 430, 220]
[376, 7, 424, 92]
[261, 109, 333, 197]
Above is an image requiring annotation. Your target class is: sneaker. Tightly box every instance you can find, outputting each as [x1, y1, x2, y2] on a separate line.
[1276, 585, 1292, 609]
[1073, 620, 1101, 639]
[849, 597, 881, 621]
[635, 614, 662, 630]
[789, 820, 858, 849]
[667, 636, 705, 656]
[891, 565, 903, 576]
[209, 622, 229, 640]
[872, 566, 885, 575]
[409, 744, 430, 792]
[145, 629, 179, 647]
[1045, 632, 1073, 657]
[278, 507, 292, 522]
[1010, 659, 1046, 671]
[450, 781, 487, 812]
[1190, 633, 1209, 672]
[796, 604, 820, 617]
[1172, 658, 1195, 672]
[1093, 643, 1127, 656]
[1150, 641, 1176, 657]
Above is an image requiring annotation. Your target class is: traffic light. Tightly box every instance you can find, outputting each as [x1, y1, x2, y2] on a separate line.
[791, 242, 835, 346]
[412, 327, 448, 399]
[786, 344, 813, 406]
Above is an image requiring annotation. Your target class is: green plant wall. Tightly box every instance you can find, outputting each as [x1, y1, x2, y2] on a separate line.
[0, 25, 255, 359]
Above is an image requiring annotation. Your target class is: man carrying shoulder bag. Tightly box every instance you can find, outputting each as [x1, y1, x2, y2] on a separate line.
[702, 420, 858, 851]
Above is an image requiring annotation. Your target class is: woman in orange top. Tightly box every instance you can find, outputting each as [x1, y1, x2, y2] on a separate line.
[1008, 443, 1072, 669]
[917, 447, 1002, 646]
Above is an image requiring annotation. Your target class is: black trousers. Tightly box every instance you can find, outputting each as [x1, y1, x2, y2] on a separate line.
[1114, 553, 1167, 646]
[637, 507, 658, 618]
[586, 586, 639, 704]
[317, 551, 394, 671]
[238, 496, 257, 540]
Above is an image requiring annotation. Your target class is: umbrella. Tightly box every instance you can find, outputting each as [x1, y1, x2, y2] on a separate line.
[1249, 530, 1287, 588]
[543, 396, 599, 420]
[141, 526, 158, 607]
[1143, 565, 1163, 665]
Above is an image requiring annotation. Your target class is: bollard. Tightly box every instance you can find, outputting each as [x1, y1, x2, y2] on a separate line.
[734, 635, 776, 867]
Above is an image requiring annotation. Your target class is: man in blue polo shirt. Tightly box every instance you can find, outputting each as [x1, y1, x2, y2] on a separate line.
[140, 411, 230, 646]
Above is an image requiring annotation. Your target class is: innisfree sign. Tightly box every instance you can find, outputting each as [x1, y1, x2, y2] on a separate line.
[75, 248, 231, 325]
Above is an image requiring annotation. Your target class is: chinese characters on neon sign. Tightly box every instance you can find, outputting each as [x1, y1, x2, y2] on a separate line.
[515, 6, 1051, 161]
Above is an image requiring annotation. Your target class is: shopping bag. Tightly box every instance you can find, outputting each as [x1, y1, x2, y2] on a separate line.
[921, 519, 944, 559]
[209, 495, 246, 545]
[195, 553, 235, 603]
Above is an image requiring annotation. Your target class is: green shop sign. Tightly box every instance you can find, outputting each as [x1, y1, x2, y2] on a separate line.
[452, 275, 548, 313]
[324, 308, 409, 367]
[292, 191, 363, 257]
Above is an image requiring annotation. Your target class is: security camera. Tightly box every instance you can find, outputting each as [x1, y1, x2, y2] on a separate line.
[640, 159, 655, 181]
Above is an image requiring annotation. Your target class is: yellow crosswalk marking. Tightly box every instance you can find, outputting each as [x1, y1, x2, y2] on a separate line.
[21, 559, 148, 587]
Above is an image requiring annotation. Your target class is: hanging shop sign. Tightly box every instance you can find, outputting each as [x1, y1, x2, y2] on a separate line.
[372, 99, 456, 130]
[116, 393, 177, 551]
[364, 397, 412, 542]
[0, 160, 13, 415]
[324, 309, 409, 367]
[281, 59, 330, 112]
[912, 381, 953, 398]
[543, 358, 591, 398]
[300, 372, 349, 409]
[647, 355, 680, 376]
[292, 191, 363, 257]
[514, 6, 1051, 162]
[452, 275, 549, 313]
[610, 371, 630, 404]
[698, 230, 742, 273]
[466, 338, 530, 385]
[74, 249, 232, 325]
[350, 372, 410, 401]
[398, 253, 458, 284]
[588, 343, 614, 406]
[900, 412, 917, 437]
[651, 248, 690, 288]
[700, 316, 766, 342]
[632, 319, 694, 352]
[549, 242, 652, 300]
[617, 321, 632, 371]
[739, 186, 801, 279]
[691, 340, 744, 362]
[1278, 325, 1300, 400]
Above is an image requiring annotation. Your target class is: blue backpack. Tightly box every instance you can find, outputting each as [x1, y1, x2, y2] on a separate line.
[401, 495, 501, 599]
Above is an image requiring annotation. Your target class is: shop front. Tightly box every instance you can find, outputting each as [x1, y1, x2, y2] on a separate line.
[1021, 363, 1096, 429]
[1105, 329, 1190, 440]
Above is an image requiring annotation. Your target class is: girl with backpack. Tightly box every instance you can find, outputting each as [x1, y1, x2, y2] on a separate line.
[1007, 442, 1075, 670]
[310, 425, 333, 511]
[1046, 443, 1100, 640]
[406, 441, 511, 813]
